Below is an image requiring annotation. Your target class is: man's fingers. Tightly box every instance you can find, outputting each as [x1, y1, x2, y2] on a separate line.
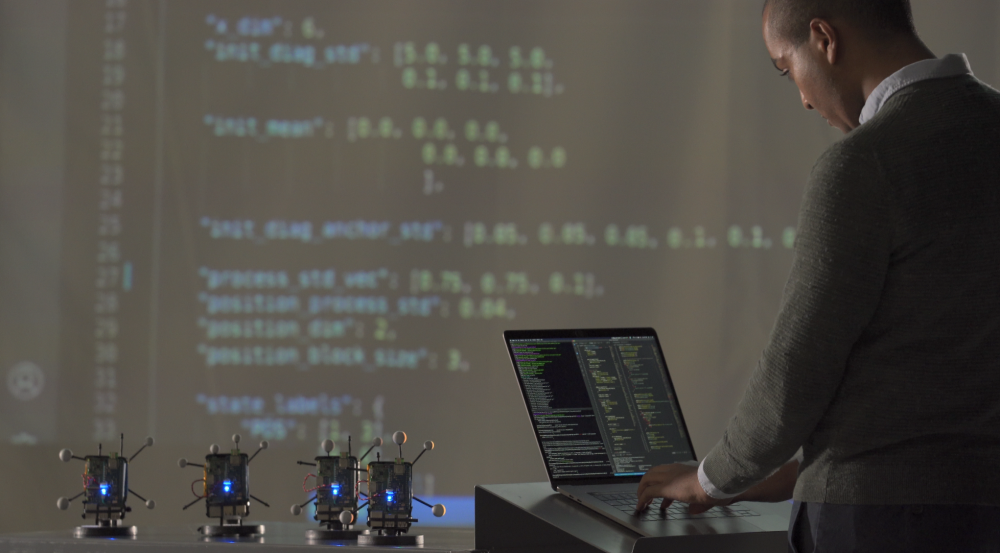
[636, 486, 668, 510]
[637, 469, 662, 497]
[637, 475, 665, 496]
[635, 463, 703, 514]
[637, 478, 649, 499]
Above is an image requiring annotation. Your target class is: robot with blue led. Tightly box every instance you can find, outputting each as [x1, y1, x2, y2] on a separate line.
[291, 435, 372, 540]
[56, 434, 156, 537]
[361, 431, 445, 546]
[178, 433, 270, 537]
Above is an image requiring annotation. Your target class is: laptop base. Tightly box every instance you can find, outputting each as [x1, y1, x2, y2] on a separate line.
[476, 482, 789, 553]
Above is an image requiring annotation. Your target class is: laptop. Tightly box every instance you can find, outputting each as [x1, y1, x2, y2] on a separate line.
[504, 327, 791, 539]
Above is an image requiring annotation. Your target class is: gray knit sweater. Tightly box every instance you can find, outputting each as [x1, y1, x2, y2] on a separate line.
[703, 75, 1000, 505]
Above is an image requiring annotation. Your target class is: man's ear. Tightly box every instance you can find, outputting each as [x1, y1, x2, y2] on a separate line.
[807, 18, 839, 65]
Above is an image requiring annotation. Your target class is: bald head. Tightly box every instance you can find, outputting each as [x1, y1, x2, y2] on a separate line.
[764, 0, 916, 45]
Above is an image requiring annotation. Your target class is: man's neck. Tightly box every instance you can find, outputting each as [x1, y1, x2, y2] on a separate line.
[860, 39, 937, 101]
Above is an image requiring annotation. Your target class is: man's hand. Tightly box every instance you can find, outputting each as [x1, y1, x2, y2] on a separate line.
[635, 463, 729, 514]
[636, 459, 800, 514]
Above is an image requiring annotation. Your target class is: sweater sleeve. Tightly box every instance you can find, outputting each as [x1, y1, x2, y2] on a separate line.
[702, 142, 893, 495]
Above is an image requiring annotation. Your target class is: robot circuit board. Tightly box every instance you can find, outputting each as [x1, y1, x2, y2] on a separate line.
[366, 460, 413, 531]
[203, 451, 250, 518]
[314, 453, 359, 516]
[83, 454, 128, 514]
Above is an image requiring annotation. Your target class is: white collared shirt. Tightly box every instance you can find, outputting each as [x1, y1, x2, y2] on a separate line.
[859, 53, 973, 125]
[697, 53, 974, 501]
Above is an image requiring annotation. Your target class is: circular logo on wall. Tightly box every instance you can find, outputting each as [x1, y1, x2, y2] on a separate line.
[7, 361, 44, 401]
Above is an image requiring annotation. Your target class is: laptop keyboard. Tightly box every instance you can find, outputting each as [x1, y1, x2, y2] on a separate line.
[590, 493, 759, 522]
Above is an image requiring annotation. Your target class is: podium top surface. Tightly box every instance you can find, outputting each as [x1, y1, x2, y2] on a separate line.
[0, 522, 476, 552]
[477, 482, 645, 553]
[475, 482, 792, 553]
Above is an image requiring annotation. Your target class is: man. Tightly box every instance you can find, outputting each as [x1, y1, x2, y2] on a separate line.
[635, 1, 1000, 551]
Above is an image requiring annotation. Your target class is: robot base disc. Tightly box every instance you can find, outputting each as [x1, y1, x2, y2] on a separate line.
[199, 524, 264, 537]
[73, 525, 137, 538]
[305, 528, 362, 540]
[357, 533, 423, 546]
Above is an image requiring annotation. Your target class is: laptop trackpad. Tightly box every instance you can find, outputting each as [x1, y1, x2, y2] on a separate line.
[666, 514, 769, 535]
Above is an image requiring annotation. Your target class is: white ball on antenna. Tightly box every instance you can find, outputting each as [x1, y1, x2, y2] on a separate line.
[392, 431, 407, 445]
[339, 510, 354, 525]
[432, 504, 446, 517]
[145, 500, 156, 509]
[59, 449, 72, 462]
[232, 434, 241, 444]
[209, 444, 220, 454]
[178, 458, 188, 468]
[372, 437, 383, 447]
[145, 437, 155, 447]
[260, 440, 269, 449]
[423, 440, 434, 451]
[322, 439, 335, 453]
[290, 504, 302, 516]
[56, 497, 69, 511]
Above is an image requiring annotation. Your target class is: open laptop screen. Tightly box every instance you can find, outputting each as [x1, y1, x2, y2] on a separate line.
[506, 329, 696, 483]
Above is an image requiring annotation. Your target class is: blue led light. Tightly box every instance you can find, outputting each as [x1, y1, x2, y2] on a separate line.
[100, 483, 109, 496]
[223, 480, 232, 493]
[385, 490, 394, 503]
[331, 484, 340, 496]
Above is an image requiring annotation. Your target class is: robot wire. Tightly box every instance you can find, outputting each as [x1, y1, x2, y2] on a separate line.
[359, 445, 378, 462]
[247, 444, 266, 464]
[129, 443, 149, 462]
[411, 449, 428, 466]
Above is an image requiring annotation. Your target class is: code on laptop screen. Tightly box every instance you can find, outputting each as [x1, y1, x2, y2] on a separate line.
[510, 335, 694, 478]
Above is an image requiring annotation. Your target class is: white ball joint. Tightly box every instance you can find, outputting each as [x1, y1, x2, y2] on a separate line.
[371, 437, 383, 447]
[209, 444, 220, 454]
[423, 441, 434, 451]
[432, 504, 446, 517]
[260, 440, 269, 450]
[339, 510, 355, 525]
[58, 449, 73, 462]
[178, 458, 188, 468]
[322, 439, 335, 453]
[56, 497, 69, 511]
[290, 504, 302, 516]
[392, 431, 407, 445]
[145, 500, 156, 510]
[144, 436, 155, 447]
[232, 433, 241, 445]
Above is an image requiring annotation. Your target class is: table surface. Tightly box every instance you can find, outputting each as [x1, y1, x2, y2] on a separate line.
[0, 522, 477, 552]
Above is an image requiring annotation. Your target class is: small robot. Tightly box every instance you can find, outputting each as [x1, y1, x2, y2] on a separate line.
[56, 434, 155, 537]
[290, 436, 380, 540]
[178, 433, 270, 537]
[357, 431, 445, 546]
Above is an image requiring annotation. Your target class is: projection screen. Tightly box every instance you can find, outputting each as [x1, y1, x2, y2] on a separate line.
[1, 0, 997, 532]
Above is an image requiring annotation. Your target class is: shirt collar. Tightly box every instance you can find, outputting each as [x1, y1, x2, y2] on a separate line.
[859, 53, 973, 125]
